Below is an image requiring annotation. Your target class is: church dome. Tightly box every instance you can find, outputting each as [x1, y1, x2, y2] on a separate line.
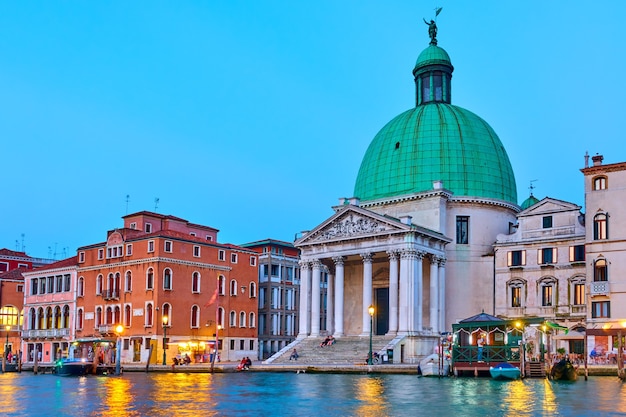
[353, 32, 517, 205]
[520, 194, 540, 210]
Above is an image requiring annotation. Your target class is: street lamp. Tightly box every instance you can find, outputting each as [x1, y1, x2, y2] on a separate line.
[115, 324, 124, 375]
[4, 325, 10, 358]
[368, 305, 375, 365]
[162, 315, 169, 365]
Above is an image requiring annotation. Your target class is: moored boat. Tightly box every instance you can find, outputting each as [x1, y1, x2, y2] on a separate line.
[55, 358, 93, 376]
[550, 358, 578, 381]
[419, 353, 450, 377]
[489, 362, 521, 380]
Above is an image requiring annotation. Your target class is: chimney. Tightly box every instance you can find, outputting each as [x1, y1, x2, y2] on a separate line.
[592, 154, 604, 166]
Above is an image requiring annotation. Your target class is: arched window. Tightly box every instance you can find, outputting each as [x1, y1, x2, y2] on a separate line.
[124, 305, 132, 327]
[96, 274, 103, 295]
[52, 306, 60, 328]
[239, 311, 246, 327]
[249, 282, 257, 298]
[146, 303, 153, 326]
[77, 308, 84, 330]
[125, 271, 132, 293]
[570, 276, 586, 306]
[594, 213, 608, 240]
[114, 306, 121, 324]
[28, 308, 36, 330]
[538, 277, 556, 307]
[507, 279, 526, 308]
[163, 268, 172, 290]
[594, 259, 608, 281]
[107, 273, 114, 292]
[78, 277, 84, 297]
[37, 307, 44, 329]
[106, 306, 113, 324]
[230, 280, 237, 296]
[229, 310, 236, 327]
[62, 305, 70, 328]
[191, 305, 200, 328]
[218, 275, 225, 295]
[217, 307, 225, 328]
[95, 307, 102, 327]
[192, 272, 200, 293]
[114, 272, 121, 295]
[45, 307, 52, 329]
[249, 312, 256, 328]
[162, 303, 171, 325]
[593, 176, 607, 190]
[146, 268, 154, 290]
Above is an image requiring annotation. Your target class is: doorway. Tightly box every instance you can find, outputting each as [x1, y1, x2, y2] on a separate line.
[375, 288, 389, 335]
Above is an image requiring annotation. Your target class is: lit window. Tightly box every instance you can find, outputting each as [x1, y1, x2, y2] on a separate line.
[569, 245, 585, 262]
[594, 259, 608, 282]
[541, 284, 553, 307]
[593, 213, 608, 240]
[507, 250, 525, 267]
[539, 248, 556, 264]
[573, 282, 585, 305]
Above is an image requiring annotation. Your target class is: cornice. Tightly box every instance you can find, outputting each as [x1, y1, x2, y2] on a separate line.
[76, 257, 232, 273]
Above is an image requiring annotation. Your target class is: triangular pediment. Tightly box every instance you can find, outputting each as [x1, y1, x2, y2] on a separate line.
[518, 197, 581, 217]
[295, 205, 410, 245]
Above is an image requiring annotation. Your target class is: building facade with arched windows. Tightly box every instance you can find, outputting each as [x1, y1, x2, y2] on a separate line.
[69, 211, 258, 365]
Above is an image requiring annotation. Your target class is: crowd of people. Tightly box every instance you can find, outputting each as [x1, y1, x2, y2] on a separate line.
[172, 353, 192, 366]
[320, 335, 335, 347]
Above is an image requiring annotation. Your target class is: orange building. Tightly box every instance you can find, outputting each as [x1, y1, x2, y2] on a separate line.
[0, 267, 28, 359]
[76, 211, 259, 364]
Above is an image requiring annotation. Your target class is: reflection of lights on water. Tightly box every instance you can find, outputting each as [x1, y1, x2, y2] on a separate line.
[355, 377, 388, 417]
[98, 377, 134, 417]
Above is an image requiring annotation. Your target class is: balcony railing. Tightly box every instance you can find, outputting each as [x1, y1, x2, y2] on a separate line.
[452, 345, 521, 364]
[590, 281, 610, 296]
[23, 328, 70, 338]
[103, 289, 120, 300]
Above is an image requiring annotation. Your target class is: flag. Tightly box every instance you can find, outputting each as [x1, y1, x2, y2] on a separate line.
[435, 7, 443, 16]
[204, 288, 218, 308]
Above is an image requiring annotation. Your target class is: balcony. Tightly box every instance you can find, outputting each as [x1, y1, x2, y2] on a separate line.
[590, 281, 610, 296]
[23, 328, 70, 339]
[103, 289, 120, 300]
[570, 305, 587, 315]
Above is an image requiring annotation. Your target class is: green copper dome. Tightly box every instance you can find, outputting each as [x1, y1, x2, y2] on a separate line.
[520, 194, 540, 210]
[353, 39, 517, 204]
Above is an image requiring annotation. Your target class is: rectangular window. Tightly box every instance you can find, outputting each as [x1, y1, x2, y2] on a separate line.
[591, 301, 610, 318]
[189, 232, 196, 237]
[64, 274, 71, 292]
[17, 284, 23, 293]
[231, 253, 238, 263]
[456, 216, 469, 244]
[542, 216, 553, 228]
[126, 244, 133, 256]
[270, 264, 279, 276]
[0, 262, 8, 273]
[193, 246, 201, 257]
[145, 223, 152, 233]
[250, 256, 256, 266]
[47, 276, 54, 293]
[164, 241, 173, 253]
[539, 248, 556, 264]
[98, 249, 104, 260]
[17, 263, 29, 269]
[206, 235, 213, 241]
[574, 283, 585, 305]
[130, 222, 137, 230]
[148, 240, 155, 253]
[79, 251, 85, 263]
[541, 285, 553, 306]
[511, 287, 521, 308]
[569, 245, 585, 262]
[218, 250, 225, 261]
[31, 278, 38, 295]
[507, 250, 526, 267]
[249, 340, 254, 350]
[56, 275, 63, 293]
[230, 340, 235, 350]
[239, 339, 244, 350]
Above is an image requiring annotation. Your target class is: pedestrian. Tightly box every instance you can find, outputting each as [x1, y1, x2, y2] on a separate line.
[289, 349, 299, 361]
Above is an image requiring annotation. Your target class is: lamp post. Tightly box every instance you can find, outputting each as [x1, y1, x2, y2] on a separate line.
[368, 305, 375, 365]
[115, 324, 123, 375]
[162, 315, 169, 366]
[4, 325, 10, 358]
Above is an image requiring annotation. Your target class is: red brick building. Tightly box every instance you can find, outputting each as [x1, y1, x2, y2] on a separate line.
[0, 267, 28, 358]
[76, 211, 259, 364]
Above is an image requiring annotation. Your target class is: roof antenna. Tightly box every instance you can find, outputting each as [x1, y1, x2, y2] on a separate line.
[529, 179, 538, 196]
[126, 194, 131, 214]
[154, 197, 160, 212]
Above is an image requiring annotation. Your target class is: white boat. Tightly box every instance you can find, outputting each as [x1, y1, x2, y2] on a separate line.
[419, 353, 449, 377]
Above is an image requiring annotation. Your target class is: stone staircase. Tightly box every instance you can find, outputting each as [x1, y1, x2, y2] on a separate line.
[268, 335, 397, 365]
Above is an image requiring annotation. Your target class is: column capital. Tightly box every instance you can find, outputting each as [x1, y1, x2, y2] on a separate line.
[332, 256, 345, 266]
[386, 250, 400, 261]
[400, 248, 426, 260]
[430, 255, 446, 266]
[311, 259, 323, 269]
[298, 259, 312, 270]
[360, 252, 373, 263]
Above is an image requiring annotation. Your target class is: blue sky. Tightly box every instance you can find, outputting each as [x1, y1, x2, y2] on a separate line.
[2, 2, 625, 259]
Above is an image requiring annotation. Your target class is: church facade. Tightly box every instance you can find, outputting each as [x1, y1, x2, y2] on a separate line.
[295, 25, 520, 362]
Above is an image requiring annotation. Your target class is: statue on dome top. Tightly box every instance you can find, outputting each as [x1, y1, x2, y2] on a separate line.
[423, 7, 442, 45]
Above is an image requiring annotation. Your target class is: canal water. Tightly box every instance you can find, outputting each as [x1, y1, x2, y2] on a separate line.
[1, 372, 625, 416]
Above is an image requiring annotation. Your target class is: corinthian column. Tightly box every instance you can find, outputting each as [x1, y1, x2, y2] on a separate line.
[438, 257, 447, 332]
[361, 252, 373, 336]
[310, 259, 322, 337]
[297, 260, 311, 337]
[387, 250, 399, 335]
[414, 251, 425, 332]
[333, 256, 345, 337]
[429, 255, 440, 333]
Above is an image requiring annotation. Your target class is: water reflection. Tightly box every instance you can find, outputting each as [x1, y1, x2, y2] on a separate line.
[95, 376, 134, 417]
[355, 377, 388, 417]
